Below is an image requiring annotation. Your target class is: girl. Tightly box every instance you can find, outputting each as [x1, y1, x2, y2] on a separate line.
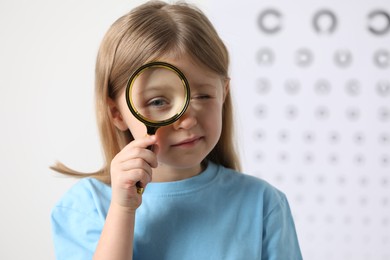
[51, 1, 303, 259]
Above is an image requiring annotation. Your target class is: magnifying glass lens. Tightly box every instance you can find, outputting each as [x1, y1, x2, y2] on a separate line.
[127, 62, 190, 131]
[131, 67, 185, 121]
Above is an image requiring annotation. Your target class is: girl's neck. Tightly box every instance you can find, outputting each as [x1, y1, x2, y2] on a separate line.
[151, 163, 204, 183]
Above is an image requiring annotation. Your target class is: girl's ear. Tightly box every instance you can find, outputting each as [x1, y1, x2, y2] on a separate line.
[107, 98, 128, 131]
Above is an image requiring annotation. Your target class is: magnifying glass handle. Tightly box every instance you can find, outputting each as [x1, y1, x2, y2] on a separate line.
[135, 148, 154, 194]
[136, 184, 144, 194]
[135, 145, 153, 195]
[136, 128, 157, 195]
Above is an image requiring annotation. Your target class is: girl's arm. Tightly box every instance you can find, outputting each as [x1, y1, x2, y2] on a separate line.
[93, 204, 136, 259]
[93, 135, 157, 260]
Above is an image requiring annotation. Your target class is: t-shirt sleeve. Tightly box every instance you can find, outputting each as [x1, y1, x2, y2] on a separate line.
[51, 179, 109, 260]
[51, 205, 103, 260]
[261, 193, 303, 260]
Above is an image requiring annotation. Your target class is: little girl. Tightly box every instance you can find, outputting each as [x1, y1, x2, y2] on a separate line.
[51, 1, 303, 259]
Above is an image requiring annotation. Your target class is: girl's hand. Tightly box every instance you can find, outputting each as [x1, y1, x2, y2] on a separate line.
[110, 135, 158, 212]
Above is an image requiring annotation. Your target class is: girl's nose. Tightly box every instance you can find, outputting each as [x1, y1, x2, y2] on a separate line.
[172, 105, 197, 130]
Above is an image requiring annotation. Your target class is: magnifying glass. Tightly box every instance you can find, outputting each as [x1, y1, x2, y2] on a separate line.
[125, 61, 191, 193]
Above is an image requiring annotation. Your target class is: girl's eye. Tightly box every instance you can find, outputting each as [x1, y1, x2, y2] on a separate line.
[147, 97, 169, 107]
[193, 94, 211, 100]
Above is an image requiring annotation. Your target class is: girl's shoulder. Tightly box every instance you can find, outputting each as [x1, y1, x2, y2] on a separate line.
[217, 164, 282, 191]
[51, 178, 111, 257]
[215, 164, 288, 208]
[53, 177, 111, 216]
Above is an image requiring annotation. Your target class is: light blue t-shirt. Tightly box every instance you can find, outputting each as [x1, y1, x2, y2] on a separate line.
[51, 162, 302, 260]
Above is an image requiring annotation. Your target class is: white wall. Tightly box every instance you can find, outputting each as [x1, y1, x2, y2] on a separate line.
[0, 0, 389, 259]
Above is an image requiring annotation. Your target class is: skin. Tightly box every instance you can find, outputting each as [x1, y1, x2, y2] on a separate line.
[93, 53, 229, 260]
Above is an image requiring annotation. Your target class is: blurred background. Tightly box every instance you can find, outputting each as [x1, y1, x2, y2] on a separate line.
[0, 0, 389, 259]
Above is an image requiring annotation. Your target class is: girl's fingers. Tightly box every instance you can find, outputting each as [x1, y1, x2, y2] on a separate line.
[117, 135, 158, 168]
[119, 168, 152, 190]
[117, 148, 157, 168]
[123, 135, 157, 151]
[119, 157, 150, 171]
[119, 158, 153, 180]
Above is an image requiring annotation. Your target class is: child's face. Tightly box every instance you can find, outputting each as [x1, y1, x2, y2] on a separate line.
[113, 53, 228, 176]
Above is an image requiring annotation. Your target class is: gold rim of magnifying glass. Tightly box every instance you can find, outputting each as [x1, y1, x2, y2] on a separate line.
[125, 61, 191, 128]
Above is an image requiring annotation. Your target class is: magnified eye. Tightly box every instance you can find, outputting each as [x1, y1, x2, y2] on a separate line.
[147, 97, 170, 108]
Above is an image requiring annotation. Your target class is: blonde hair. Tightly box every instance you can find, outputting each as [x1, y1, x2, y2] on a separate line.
[51, 1, 241, 183]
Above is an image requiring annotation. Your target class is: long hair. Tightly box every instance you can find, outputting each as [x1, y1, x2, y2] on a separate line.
[51, 1, 241, 183]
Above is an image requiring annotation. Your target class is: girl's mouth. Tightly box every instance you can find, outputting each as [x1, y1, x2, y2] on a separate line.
[172, 136, 203, 147]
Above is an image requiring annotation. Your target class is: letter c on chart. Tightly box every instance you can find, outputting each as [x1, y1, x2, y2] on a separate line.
[312, 9, 337, 34]
[368, 10, 390, 35]
[257, 9, 282, 34]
